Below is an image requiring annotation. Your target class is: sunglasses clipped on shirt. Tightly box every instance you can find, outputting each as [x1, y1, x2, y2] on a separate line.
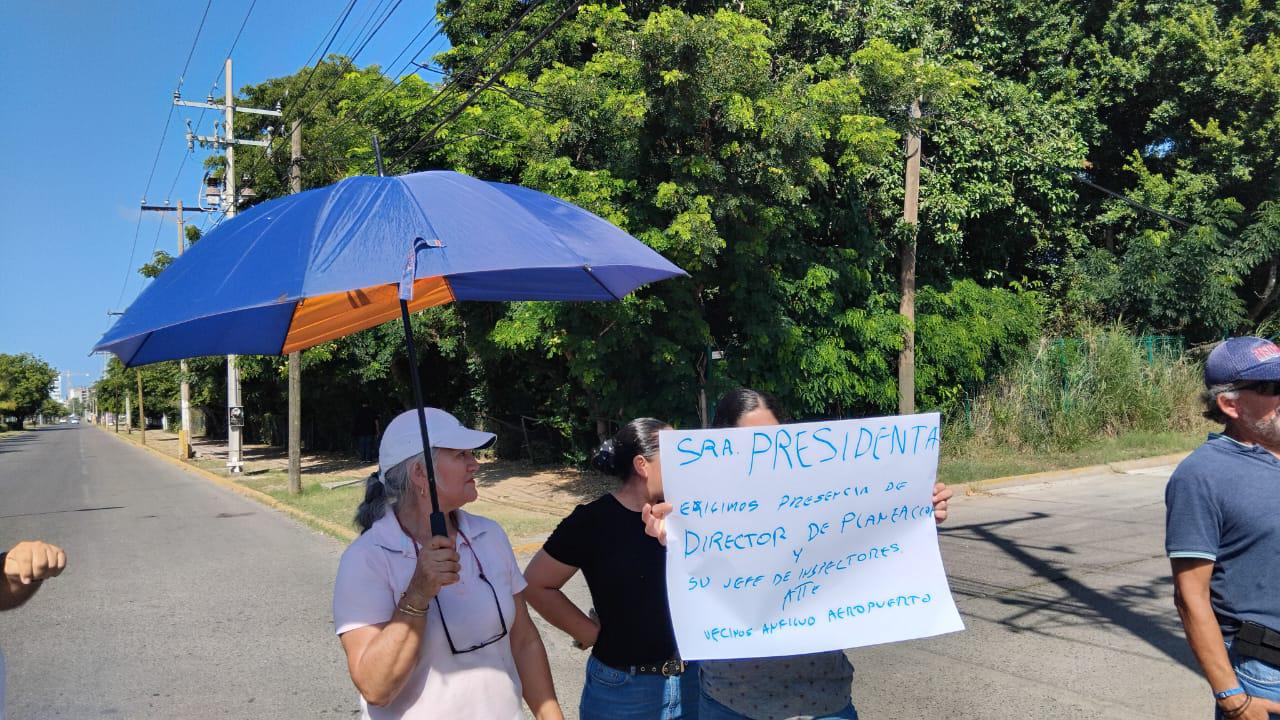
[1236, 380, 1280, 396]
[397, 517, 509, 655]
[435, 533, 509, 655]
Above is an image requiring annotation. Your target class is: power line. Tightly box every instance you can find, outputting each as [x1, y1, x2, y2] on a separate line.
[296, 0, 360, 101]
[350, 0, 406, 62]
[949, 116, 1194, 229]
[291, 0, 552, 173]
[264, 15, 451, 172]
[384, 18, 440, 74]
[302, 0, 359, 69]
[116, 0, 216, 309]
[290, 0, 410, 130]
[171, 0, 270, 216]
[148, 214, 167, 259]
[391, 0, 582, 170]
[162, 0, 259, 234]
[182, 0, 262, 189]
[1069, 171, 1193, 229]
[163, 149, 191, 202]
[177, 0, 214, 91]
[217, 2, 434, 192]
[340, 0, 393, 58]
[226, 0, 379, 191]
[377, 0, 549, 156]
[413, 61, 554, 109]
[114, 219, 147, 309]
[299, 20, 450, 152]
[211, 0, 259, 88]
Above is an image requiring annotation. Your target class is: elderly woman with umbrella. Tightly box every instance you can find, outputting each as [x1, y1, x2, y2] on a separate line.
[334, 406, 562, 718]
[94, 169, 687, 717]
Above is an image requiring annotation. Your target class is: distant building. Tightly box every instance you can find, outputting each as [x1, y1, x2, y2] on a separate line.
[50, 374, 63, 402]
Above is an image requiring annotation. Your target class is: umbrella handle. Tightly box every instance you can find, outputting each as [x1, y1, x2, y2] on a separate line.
[400, 299, 448, 538]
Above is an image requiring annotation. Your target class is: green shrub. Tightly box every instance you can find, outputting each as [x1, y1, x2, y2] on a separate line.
[953, 324, 1204, 452]
[915, 280, 1044, 415]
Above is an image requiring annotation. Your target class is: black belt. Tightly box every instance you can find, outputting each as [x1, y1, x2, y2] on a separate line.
[603, 659, 688, 677]
[1235, 621, 1280, 668]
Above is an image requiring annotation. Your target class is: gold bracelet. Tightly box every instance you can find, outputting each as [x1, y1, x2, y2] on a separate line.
[398, 593, 429, 617]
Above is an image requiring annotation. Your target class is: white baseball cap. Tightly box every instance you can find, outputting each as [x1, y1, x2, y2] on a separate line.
[379, 408, 495, 480]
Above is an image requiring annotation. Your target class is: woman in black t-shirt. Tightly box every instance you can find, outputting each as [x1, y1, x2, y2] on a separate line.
[524, 418, 699, 720]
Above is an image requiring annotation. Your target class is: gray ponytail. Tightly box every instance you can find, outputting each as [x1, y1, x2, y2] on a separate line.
[353, 452, 432, 533]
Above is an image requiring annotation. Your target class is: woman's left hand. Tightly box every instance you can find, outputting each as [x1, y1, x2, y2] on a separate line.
[932, 482, 953, 524]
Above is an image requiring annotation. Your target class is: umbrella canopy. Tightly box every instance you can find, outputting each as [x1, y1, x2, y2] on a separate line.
[94, 170, 685, 366]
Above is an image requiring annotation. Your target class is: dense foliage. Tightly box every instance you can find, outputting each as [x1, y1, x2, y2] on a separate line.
[0, 353, 57, 429]
[97, 0, 1278, 457]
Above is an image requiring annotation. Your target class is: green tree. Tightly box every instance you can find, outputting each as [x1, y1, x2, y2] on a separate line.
[166, 0, 1279, 461]
[0, 353, 57, 429]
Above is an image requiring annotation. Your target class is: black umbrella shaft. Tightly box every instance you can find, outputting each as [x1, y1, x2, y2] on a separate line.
[400, 299, 448, 538]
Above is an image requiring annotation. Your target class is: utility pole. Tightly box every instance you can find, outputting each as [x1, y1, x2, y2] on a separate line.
[137, 369, 146, 445]
[141, 199, 212, 461]
[287, 119, 303, 494]
[124, 392, 132, 434]
[898, 97, 922, 416]
[175, 57, 281, 474]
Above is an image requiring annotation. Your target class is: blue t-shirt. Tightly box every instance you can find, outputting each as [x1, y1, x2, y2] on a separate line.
[1165, 433, 1280, 635]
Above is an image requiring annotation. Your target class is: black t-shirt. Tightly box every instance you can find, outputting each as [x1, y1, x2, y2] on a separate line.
[542, 493, 678, 668]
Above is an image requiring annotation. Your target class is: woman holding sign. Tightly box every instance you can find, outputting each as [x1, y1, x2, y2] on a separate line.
[524, 418, 700, 719]
[643, 389, 953, 720]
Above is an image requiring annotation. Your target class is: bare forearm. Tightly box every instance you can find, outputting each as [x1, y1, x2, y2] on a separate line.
[351, 614, 429, 706]
[1177, 592, 1237, 692]
[514, 629, 561, 720]
[524, 586, 596, 645]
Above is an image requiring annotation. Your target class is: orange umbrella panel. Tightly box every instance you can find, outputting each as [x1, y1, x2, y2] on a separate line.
[281, 276, 454, 354]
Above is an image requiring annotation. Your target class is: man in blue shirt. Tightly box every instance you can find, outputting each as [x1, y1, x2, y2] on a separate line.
[1167, 336, 1280, 720]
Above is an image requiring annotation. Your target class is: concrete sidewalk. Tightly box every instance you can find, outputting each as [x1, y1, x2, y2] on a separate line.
[527, 462, 1205, 719]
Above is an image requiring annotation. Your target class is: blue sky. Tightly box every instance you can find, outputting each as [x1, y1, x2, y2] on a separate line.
[0, 0, 447, 391]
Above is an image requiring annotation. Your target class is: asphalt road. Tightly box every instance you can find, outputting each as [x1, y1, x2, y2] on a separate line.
[0, 426, 357, 718]
[536, 463, 1209, 719]
[1, 426, 1209, 719]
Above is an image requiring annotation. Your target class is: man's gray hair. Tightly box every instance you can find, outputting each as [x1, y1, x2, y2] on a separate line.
[1201, 383, 1240, 425]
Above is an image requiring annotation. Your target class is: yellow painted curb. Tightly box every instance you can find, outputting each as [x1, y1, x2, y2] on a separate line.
[95, 425, 357, 542]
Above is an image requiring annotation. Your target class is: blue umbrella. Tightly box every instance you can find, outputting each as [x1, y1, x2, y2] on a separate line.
[94, 170, 686, 534]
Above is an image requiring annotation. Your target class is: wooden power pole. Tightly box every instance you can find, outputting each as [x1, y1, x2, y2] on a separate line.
[141, 199, 212, 460]
[136, 369, 146, 446]
[288, 119, 303, 495]
[898, 98, 922, 416]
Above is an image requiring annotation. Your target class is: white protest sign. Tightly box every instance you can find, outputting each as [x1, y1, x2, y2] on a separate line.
[658, 413, 963, 661]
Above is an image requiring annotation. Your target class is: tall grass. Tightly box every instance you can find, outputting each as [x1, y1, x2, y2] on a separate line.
[950, 324, 1205, 453]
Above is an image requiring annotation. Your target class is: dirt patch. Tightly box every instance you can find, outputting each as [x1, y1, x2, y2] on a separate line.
[130, 429, 613, 546]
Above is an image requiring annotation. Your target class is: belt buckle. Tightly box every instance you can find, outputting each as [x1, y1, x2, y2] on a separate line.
[661, 660, 685, 677]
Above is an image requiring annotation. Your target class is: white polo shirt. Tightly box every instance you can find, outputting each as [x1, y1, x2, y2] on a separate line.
[333, 508, 528, 719]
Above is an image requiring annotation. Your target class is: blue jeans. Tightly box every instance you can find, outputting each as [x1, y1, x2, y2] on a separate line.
[1216, 639, 1280, 719]
[580, 655, 700, 720]
[698, 687, 858, 720]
